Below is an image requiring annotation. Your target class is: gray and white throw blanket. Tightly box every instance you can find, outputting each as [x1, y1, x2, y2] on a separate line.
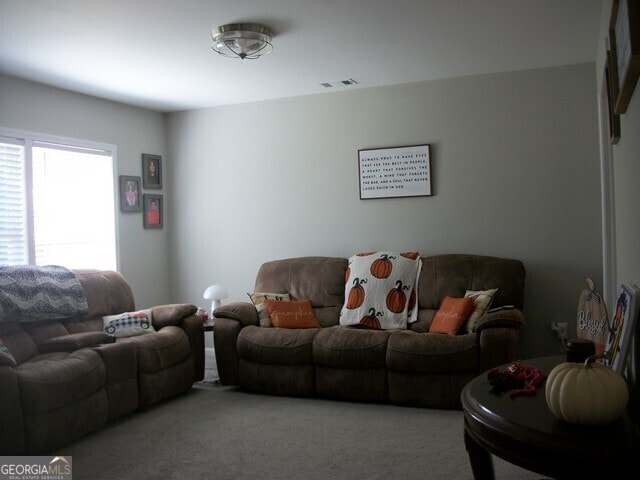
[0, 265, 88, 322]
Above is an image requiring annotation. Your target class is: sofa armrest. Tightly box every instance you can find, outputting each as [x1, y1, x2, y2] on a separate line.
[474, 308, 525, 333]
[149, 304, 204, 382]
[180, 314, 205, 383]
[213, 316, 245, 385]
[38, 332, 114, 354]
[0, 351, 16, 367]
[151, 304, 198, 329]
[214, 302, 259, 327]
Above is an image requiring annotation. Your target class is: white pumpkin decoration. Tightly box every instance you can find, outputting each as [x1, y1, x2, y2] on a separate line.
[545, 355, 629, 426]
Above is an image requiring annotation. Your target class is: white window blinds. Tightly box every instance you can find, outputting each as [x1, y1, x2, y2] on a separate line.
[0, 139, 28, 265]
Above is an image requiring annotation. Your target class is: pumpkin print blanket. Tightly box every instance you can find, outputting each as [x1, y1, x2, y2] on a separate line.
[340, 251, 422, 330]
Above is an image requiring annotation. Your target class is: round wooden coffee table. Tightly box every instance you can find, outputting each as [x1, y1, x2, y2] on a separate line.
[461, 356, 640, 479]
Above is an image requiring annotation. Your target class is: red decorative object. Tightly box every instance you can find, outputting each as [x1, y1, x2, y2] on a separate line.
[487, 360, 546, 398]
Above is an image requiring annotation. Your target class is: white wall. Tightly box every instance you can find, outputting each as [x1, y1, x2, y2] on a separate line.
[0, 74, 170, 309]
[595, 0, 640, 394]
[167, 63, 601, 358]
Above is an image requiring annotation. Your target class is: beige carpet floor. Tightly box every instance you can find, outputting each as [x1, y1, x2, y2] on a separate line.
[60, 378, 543, 480]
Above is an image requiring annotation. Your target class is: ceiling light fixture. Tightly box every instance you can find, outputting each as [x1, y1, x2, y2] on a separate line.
[211, 23, 274, 60]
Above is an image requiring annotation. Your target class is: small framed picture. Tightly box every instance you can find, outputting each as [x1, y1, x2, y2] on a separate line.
[143, 194, 163, 229]
[605, 283, 640, 372]
[119, 175, 142, 212]
[142, 153, 162, 189]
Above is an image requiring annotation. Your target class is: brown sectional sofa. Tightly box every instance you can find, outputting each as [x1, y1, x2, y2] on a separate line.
[0, 269, 204, 455]
[213, 254, 526, 409]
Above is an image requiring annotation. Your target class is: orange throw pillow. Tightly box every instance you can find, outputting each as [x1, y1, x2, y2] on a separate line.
[429, 296, 475, 335]
[265, 299, 321, 329]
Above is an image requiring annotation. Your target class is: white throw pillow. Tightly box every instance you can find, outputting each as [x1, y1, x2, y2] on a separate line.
[103, 309, 155, 338]
[463, 288, 498, 332]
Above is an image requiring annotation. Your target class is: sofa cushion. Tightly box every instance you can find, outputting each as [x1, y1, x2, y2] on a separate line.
[265, 299, 321, 329]
[73, 269, 135, 318]
[248, 292, 291, 327]
[103, 309, 155, 337]
[238, 325, 319, 365]
[254, 257, 347, 327]
[386, 330, 479, 373]
[313, 326, 391, 369]
[16, 349, 106, 414]
[417, 254, 525, 310]
[429, 296, 475, 335]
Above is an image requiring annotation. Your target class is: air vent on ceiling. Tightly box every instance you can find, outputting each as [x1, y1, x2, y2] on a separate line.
[320, 78, 359, 88]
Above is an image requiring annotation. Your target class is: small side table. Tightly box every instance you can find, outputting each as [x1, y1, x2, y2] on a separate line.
[202, 318, 214, 332]
[462, 356, 640, 479]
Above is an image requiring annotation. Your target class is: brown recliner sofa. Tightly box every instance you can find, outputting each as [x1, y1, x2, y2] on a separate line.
[0, 269, 204, 455]
[213, 254, 525, 409]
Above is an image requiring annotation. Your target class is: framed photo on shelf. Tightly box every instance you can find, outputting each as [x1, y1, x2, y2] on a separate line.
[605, 282, 640, 372]
[118, 175, 142, 212]
[142, 153, 162, 189]
[143, 194, 163, 229]
[358, 144, 431, 200]
[611, 0, 640, 114]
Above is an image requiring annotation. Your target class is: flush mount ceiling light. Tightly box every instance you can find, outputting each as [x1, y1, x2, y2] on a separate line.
[211, 23, 274, 60]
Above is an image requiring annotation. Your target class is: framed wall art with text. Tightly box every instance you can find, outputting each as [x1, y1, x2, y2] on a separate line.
[358, 144, 431, 200]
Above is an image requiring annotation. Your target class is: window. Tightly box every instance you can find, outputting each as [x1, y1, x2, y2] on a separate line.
[0, 129, 117, 270]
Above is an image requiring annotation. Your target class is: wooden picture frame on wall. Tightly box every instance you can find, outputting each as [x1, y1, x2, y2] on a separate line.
[142, 153, 162, 189]
[611, 0, 640, 114]
[119, 175, 142, 212]
[143, 194, 163, 229]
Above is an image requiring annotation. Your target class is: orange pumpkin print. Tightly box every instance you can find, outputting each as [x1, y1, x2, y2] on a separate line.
[346, 277, 367, 309]
[370, 254, 395, 279]
[345, 266, 351, 284]
[401, 252, 420, 260]
[386, 280, 409, 313]
[359, 308, 382, 329]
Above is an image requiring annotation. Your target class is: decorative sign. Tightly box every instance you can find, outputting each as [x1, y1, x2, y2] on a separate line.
[358, 144, 431, 200]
